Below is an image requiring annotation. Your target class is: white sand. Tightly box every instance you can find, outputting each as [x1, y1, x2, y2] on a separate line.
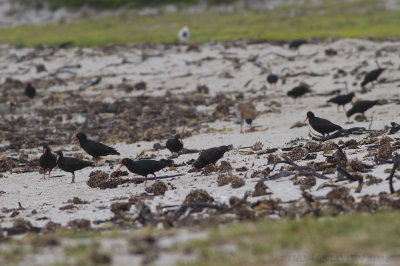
[0, 39, 399, 230]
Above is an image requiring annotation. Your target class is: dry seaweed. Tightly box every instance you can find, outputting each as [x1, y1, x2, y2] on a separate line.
[183, 189, 214, 205]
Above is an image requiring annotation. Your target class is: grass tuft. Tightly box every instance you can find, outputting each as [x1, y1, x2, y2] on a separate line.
[1, 0, 400, 46]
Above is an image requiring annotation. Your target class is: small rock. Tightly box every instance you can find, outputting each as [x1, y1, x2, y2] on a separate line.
[231, 176, 245, 188]
[288, 146, 308, 161]
[378, 143, 393, 160]
[110, 202, 132, 214]
[183, 189, 214, 205]
[67, 219, 91, 231]
[217, 172, 234, 186]
[299, 176, 316, 190]
[153, 181, 168, 196]
[252, 180, 272, 197]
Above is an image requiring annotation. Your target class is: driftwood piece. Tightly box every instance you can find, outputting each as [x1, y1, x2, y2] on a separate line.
[309, 127, 370, 141]
[337, 166, 363, 193]
[269, 156, 329, 180]
[389, 155, 400, 194]
[79, 76, 102, 90]
[171, 192, 249, 220]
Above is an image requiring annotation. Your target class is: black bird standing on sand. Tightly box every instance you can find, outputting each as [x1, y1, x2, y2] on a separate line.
[39, 145, 57, 179]
[166, 135, 183, 154]
[346, 100, 379, 119]
[71, 132, 120, 166]
[361, 68, 385, 87]
[116, 158, 173, 186]
[327, 92, 358, 110]
[194, 145, 231, 171]
[287, 84, 311, 99]
[304, 111, 342, 137]
[289, 39, 307, 49]
[56, 151, 94, 183]
[267, 73, 279, 89]
[24, 83, 36, 99]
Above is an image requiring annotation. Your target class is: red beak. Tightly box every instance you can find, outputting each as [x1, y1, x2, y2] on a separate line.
[116, 163, 124, 171]
[354, 96, 360, 100]
[70, 137, 78, 145]
[304, 117, 308, 123]
[195, 168, 199, 173]
[56, 155, 60, 163]
[178, 138, 183, 145]
[43, 148, 46, 154]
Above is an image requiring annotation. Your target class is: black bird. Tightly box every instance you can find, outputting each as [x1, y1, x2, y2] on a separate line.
[287, 85, 311, 99]
[56, 151, 94, 183]
[166, 135, 183, 154]
[71, 132, 120, 166]
[194, 145, 231, 171]
[267, 73, 278, 89]
[24, 83, 36, 99]
[39, 145, 57, 179]
[327, 92, 358, 110]
[289, 39, 307, 49]
[304, 111, 342, 137]
[346, 100, 379, 119]
[361, 68, 385, 87]
[117, 158, 173, 186]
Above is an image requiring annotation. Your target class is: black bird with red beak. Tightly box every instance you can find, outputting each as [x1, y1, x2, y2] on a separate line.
[39, 145, 57, 179]
[166, 135, 183, 154]
[56, 151, 94, 183]
[193, 145, 231, 172]
[304, 111, 342, 137]
[116, 158, 173, 186]
[70, 132, 120, 166]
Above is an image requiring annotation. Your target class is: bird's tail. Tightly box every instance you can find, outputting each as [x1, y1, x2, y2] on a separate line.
[360, 80, 367, 87]
[111, 148, 120, 155]
[160, 159, 174, 167]
[86, 161, 95, 167]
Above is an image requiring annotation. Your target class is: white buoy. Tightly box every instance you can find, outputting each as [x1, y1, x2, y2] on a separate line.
[178, 26, 190, 44]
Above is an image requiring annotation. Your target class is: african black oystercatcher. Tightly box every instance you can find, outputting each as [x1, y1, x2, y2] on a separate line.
[194, 145, 231, 171]
[166, 135, 183, 154]
[289, 39, 307, 49]
[116, 158, 173, 186]
[267, 73, 279, 89]
[24, 83, 36, 99]
[287, 84, 310, 100]
[346, 100, 379, 119]
[39, 145, 57, 179]
[71, 132, 120, 166]
[304, 111, 342, 137]
[361, 68, 385, 87]
[327, 92, 358, 110]
[235, 102, 257, 133]
[56, 151, 94, 183]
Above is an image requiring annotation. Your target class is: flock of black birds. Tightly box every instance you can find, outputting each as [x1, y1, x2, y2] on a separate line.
[28, 43, 386, 187]
[267, 65, 385, 136]
[39, 131, 229, 185]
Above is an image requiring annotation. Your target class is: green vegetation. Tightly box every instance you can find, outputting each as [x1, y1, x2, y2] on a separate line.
[1, 212, 400, 264]
[2, 0, 400, 46]
[178, 212, 400, 265]
[15, 0, 235, 10]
